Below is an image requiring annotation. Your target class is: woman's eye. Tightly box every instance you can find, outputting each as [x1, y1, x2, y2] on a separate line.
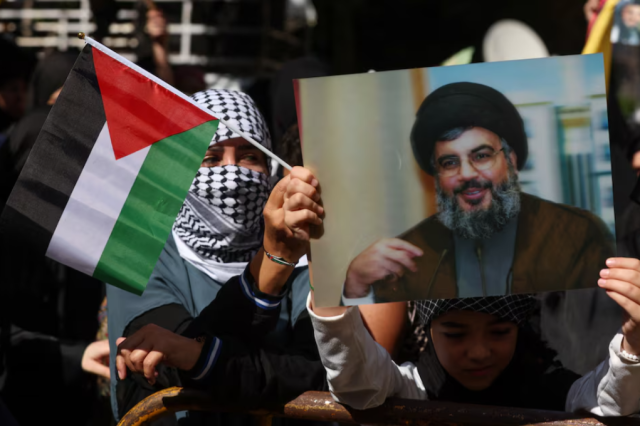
[491, 328, 512, 336]
[240, 154, 259, 163]
[202, 156, 220, 166]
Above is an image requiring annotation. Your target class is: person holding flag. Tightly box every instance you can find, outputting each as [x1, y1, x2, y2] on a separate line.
[104, 87, 308, 422]
[0, 34, 406, 423]
[106, 88, 406, 424]
[113, 162, 328, 417]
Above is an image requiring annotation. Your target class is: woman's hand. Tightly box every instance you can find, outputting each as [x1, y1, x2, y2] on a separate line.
[252, 166, 324, 296]
[598, 258, 640, 355]
[81, 340, 111, 379]
[263, 166, 324, 263]
[344, 238, 423, 298]
[115, 324, 204, 385]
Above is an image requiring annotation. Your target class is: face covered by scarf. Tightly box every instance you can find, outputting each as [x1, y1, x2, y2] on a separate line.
[173, 89, 272, 267]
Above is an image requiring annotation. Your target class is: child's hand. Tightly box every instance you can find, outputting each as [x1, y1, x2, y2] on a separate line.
[115, 324, 204, 385]
[81, 340, 111, 379]
[599, 258, 640, 355]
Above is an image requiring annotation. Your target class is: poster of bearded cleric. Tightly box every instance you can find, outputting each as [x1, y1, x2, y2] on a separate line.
[296, 54, 616, 308]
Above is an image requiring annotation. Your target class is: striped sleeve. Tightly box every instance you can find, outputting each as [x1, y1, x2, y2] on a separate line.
[189, 335, 223, 382]
[181, 267, 295, 385]
[239, 267, 287, 310]
[182, 268, 293, 345]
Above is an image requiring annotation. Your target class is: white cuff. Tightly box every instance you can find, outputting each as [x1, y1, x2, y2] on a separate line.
[612, 332, 640, 364]
[603, 332, 640, 416]
[341, 284, 375, 306]
[306, 292, 352, 322]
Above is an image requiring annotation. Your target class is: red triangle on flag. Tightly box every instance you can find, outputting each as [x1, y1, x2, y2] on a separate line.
[92, 48, 215, 160]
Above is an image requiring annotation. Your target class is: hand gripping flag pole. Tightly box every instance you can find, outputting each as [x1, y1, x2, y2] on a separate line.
[77, 32, 293, 171]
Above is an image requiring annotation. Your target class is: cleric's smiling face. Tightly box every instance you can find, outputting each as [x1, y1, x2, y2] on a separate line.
[434, 127, 517, 213]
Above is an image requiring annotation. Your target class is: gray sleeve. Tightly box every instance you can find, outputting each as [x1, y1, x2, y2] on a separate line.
[307, 294, 427, 409]
[566, 332, 640, 416]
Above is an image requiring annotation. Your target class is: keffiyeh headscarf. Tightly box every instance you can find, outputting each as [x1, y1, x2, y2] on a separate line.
[173, 89, 272, 280]
[416, 294, 536, 326]
[192, 89, 272, 150]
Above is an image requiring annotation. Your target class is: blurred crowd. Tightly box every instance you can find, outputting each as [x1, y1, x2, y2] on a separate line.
[1, 1, 640, 425]
[0, 5, 322, 425]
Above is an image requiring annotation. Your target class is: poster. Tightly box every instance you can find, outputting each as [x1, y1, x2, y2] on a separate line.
[297, 54, 616, 307]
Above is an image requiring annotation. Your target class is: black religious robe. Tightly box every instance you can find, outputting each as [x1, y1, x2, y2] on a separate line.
[372, 193, 615, 302]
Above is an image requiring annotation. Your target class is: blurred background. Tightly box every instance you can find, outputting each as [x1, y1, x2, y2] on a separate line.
[0, 0, 591, 72]
[0, 0, 595, 138]
[1, 0, 639, 425]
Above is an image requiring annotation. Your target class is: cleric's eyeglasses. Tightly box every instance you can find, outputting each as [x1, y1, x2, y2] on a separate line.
[436, 148, 505, 177]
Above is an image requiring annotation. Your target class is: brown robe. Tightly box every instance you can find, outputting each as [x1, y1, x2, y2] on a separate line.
[372, 193, 616, 303]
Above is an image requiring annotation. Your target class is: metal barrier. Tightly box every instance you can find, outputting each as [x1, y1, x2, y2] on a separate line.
[117, 387, 640, 426]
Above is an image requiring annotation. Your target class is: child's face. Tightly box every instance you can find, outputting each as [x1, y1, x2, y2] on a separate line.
[430, 310, 518, 391]
[622, 4, 640, 28]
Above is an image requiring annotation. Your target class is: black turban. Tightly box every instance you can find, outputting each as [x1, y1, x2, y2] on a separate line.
[410, 82, 528, 175]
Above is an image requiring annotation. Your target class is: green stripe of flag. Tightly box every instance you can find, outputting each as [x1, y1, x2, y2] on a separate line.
[93, 120, 219, 294]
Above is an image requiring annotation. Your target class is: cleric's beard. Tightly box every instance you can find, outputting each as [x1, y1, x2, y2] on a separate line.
[436, 168, 521, 240]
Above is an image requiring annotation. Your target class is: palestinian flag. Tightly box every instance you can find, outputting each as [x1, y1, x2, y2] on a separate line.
[0, 39, 218, 295]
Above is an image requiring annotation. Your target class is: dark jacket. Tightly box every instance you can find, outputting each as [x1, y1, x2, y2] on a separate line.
[0, 202, 103, 426]
[373, 193, 615, 303]
[179, 268, 327, 407]
[117, 266, 328, 426]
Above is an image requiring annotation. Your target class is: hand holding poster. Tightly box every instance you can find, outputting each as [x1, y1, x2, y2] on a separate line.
[297, 54, 616, 307]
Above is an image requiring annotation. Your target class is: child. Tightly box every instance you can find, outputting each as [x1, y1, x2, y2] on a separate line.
[309, 294, 577, 410]
[309, 279, 640, 415]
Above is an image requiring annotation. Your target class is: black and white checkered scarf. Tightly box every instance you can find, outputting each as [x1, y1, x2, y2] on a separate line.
[416, 294, 536, 326]
[173, 89, 272, 268]
[192, 88, 272, 151]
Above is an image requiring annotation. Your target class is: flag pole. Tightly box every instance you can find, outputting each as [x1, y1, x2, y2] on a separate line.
[77, 33, 293, 171]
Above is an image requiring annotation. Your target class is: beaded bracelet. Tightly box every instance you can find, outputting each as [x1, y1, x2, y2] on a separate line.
[620, 348, 640, 363]
[263, 246, 297, 268]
